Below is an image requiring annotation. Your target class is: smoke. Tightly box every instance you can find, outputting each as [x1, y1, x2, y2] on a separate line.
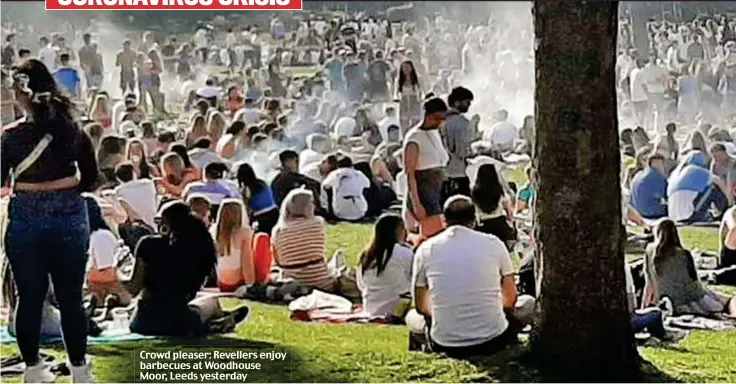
[453, 2, 534, 129]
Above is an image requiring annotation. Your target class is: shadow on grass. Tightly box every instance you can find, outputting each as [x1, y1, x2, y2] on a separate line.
[447, 342, 683, 383]
[38, 335, 352, 383]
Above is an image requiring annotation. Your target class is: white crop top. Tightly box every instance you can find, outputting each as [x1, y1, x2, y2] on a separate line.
[402, 126, 450, 171]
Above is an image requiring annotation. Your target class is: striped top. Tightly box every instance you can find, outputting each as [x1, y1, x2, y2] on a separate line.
[271, 217, 336, 291]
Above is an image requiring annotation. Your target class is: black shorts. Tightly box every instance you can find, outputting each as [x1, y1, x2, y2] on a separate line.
[407, 168, 445, 216]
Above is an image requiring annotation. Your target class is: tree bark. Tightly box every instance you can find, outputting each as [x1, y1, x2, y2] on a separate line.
[531, 1, 640, 381]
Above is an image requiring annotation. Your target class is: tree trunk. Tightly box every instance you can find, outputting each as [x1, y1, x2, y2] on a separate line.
[531, 1, 640, 381]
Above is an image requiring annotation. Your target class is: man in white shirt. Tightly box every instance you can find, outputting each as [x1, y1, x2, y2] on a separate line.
[334, 115, 358, 139]
[638, 56, 669, 123]
[196, 78, 220, 107]
[321, 156, 371, 221]
[38, 36, 56, 71]
[378, 106, 401, 142]
[114, 163, 157, 228]
[629, 58, 648, 126]
[407, 196, 534, 358]
[482, 109, 518, 153]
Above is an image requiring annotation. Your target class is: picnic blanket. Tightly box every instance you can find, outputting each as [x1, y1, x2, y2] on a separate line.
[0, 326, 155, 345]
[667, 315, 736, 331]
[288, 290, 389, 324]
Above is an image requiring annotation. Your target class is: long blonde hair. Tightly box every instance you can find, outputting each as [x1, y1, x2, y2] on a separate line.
[214, 198, 250, 256]
[207, 111, 227, 144]
[160, 152, 185, 182]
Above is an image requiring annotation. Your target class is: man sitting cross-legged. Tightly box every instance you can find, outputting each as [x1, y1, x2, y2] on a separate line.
[406, 195, 534, 359]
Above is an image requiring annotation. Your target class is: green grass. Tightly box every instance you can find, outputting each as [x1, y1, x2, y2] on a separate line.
[1, 223, 734, 383]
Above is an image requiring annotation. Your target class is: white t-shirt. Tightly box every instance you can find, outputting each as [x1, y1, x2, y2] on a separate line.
[302, 161, 323, 182]
[412, 225, 513, 347]
[115, 179, 157, 228]
[181, 80, 197, 99]
[629, 67, 648, 102]
[194, 29, 208, 50]
[89, 230, 118, 270]
[334, 117, 357, 138]
[196, 86, 220, 99]
[378, 116, 401, 142]
[402, 126, 449, 170]
[483, 121, 518, 151]
[240, 107, 261, 125]
[639, 63, 668, 95]
[668, 190, 699, 222]
[299, 149, 323, 171]
[39, 45, 57, 71]
[357, 243, 413, 316]
[321, 167, 370, 221]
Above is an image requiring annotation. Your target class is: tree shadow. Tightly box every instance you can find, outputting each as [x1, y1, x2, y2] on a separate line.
[447, 342, 683, 383]
[35, 335, 353, 383]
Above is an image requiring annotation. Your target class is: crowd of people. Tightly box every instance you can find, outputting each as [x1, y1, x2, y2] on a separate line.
[1, 7, 736, 383]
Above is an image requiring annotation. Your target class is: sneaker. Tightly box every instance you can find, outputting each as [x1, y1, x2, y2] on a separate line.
[70, 362, 95, 383]
[23, 362, 56, 383]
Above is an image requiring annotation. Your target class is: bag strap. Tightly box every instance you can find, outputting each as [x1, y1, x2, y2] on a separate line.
[11, 133, 53, 183]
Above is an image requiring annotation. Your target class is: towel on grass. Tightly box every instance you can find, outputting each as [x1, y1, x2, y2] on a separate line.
[0, 326, 155, 345]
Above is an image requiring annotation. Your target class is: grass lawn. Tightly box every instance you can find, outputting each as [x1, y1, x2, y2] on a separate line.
[1, 223, 734, 382]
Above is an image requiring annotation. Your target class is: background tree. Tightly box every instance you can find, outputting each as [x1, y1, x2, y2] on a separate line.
[531, 0, 640, 381]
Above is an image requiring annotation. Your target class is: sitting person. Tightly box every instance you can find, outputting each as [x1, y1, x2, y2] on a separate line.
[270, 149, 321, 207]
[299, 133, 331, 173]
[130, 201, 248, 336]
[515, 166, 535, 214]
[470, 163, 516, 248]
[237, 163, 279, 235]
[84, 196, 133, 305]
[271, 188, 337, 292]
[642, 219, 736, 317]
[157, 152, 199, 197]
[719, 206, 736, 268]
[321, 155, 371, 222]
[115, 162, 158, 228]
[406, 196, 535, 358]
[667, 151, 729, 223]
[357, 214, 413, 317]
[630, 153, 668, 220]
[183, 162, 240, 218]
[188, 194, 213, 227]
[709, 143, 736, 204]
[188, 137, 229, 171]
[211, 199, 256, 292]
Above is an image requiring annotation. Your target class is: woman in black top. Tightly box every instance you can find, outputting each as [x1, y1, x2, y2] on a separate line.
[130, 201, 247, 336]
[0, 59, 98, 383]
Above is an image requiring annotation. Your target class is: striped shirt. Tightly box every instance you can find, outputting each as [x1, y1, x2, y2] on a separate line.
[271, 217, 335, 291]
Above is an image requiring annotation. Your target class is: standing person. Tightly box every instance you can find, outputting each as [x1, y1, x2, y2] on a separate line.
[116, 40, 137, 95]
[629, 58, 648, 126]
[403, 97, 449, 241]
[367, 50, 391, 101]
[53, 53, 81, 100]
[323, 48, 345, 92]
[343, 51, 365, 103]
[1, 33, 15, 66]
[38, 36, 56, 72]
[194, 26, 209, 64]
[236, 163, 279, 235]
[1, 59, 97, 382]
[396, 60, 422, 135]
[77, 33, 96, 90]
[442, 86, 474, 200]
